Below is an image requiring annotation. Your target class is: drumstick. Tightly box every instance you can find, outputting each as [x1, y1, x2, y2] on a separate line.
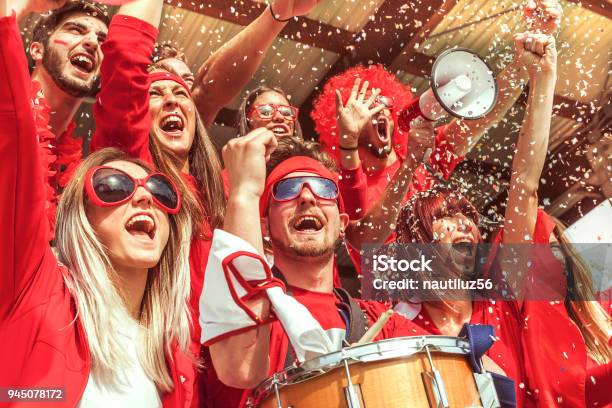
[354, 309, 394, 345]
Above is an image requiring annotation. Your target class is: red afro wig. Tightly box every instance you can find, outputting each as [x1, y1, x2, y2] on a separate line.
[310, 64, 413, 164]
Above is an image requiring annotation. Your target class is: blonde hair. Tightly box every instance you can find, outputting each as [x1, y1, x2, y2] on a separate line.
[551, 217, 611, 365]
[55, 148, 193, 391]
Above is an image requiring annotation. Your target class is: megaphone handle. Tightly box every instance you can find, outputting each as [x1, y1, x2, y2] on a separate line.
[422, 147, 433, 164]
[398, 97, 422, 131]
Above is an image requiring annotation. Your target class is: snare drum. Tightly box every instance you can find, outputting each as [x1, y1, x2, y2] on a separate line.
[252, 336, 500, 408]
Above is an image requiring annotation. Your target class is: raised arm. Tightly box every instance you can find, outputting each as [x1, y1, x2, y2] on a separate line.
[503, 33, 557, 244]
[442, 0, 562, 156]
[192, 0, 320, 126]
[0, 7, 53, 316]
[207, 128, 278, 389]
[346, 120, 435, 248]
[89, 0, 163, 162]
[333, 77, 388, 219]
[13, 0, 66, 21]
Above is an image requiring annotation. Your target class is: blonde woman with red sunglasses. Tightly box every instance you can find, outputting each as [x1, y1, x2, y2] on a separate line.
[0, 1, 195, 405]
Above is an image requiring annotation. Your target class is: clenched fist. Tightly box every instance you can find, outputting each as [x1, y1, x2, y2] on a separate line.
[223, 128, 278, 199]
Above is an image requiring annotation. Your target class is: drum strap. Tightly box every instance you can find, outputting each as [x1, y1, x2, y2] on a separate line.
[272, 267, 368, 368]
[460, 323, 517, 407]
[459, 323, 495, 372]
[333, 287, 368, 344]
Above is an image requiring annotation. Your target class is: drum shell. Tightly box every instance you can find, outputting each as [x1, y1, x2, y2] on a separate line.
[259, 349, 482, 408]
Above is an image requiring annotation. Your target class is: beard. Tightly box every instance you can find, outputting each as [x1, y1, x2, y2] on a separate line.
[270, 231, 341, 260]
[370, 144, 393, 158]
[359, 123, 393, 159]
[42, 45, 99, 98]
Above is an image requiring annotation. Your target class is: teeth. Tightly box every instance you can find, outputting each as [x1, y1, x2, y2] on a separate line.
[71, 54, 93, 71]
[161, 115, 183, 131]
[454, 238, 472, 244]
[272, 127, 286, 135]
[126, 214, 155, 233]
[294, 215, 322, 230]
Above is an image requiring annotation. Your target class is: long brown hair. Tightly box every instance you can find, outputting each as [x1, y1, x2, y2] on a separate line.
[149, 112, 225, 236]
[397, 188, 481, 244]
[551, 217, 611, 364]
[147, 67, 226, 236]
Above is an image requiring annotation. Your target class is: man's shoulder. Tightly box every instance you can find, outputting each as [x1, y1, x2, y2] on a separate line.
[353, 298, 393, 318]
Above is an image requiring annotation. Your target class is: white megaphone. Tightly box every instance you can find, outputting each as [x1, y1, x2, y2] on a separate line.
[398, 48, 497, 160]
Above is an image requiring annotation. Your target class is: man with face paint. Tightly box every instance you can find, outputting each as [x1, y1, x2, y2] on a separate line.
[15, 0, 109, 239]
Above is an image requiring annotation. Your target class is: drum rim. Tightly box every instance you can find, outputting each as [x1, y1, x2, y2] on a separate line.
[253, 335, 471, 402]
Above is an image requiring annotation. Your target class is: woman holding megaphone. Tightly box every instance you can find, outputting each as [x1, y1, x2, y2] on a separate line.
[396, 33, 609, 407]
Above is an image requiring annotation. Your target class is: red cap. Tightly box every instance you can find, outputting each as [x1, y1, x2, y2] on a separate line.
[260, 156, 345, 217]
[149, 71, 191, 96]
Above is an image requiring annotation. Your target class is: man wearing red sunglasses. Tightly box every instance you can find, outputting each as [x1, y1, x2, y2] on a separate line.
[199, 130, 428, 407]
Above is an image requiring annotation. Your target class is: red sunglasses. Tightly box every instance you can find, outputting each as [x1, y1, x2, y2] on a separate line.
[249, 103, 299, 122]
[85, 166, 181, 214]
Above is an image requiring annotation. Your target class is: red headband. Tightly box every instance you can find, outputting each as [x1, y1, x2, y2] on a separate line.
[260, 156, 345, 217]
[149, 71, 192, 96]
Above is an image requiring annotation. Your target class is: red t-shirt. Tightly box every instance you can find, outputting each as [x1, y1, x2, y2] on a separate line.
[201, 286, 428, 408]
[339, 125, 464, 219]
[341, 125, 463, 272]
[491, 209, 607, 407]
[411, 300, 529, 407]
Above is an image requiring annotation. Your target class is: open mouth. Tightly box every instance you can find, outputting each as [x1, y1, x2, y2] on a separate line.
[451, 237, 475, 257]
[160, 114, 185, 137]
[292, 215, 324, 233]
[125, 213, 156, 240]
[269, 124, 289, 136]
[373, 116, 390, 143]
[70, 53, 94, 74]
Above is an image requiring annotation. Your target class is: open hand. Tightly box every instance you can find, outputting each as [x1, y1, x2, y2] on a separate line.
[14, 0, 66, 20]
[336, 77, 386, 149]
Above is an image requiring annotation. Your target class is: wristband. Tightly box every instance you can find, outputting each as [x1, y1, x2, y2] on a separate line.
[269, 3, 292, 23]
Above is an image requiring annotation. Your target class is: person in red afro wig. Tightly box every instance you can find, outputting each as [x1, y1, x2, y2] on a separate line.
[311, 64, 413, 162]
[310, 64, 461, 226]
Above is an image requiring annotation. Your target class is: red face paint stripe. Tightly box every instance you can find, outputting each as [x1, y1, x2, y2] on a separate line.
[53, 39, 69, 45]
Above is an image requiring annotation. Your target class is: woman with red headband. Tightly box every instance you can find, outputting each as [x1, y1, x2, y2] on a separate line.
[394, 33, 604, 407]
[88, 0, 223, 339]
[0, 2, 194, 404]
[87, 1, 225, 405]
